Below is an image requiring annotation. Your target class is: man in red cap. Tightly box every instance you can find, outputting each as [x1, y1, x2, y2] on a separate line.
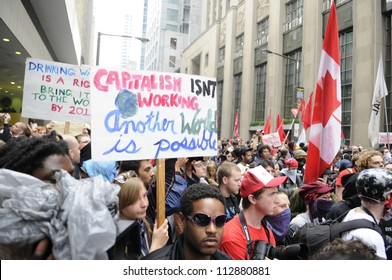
[218, 166, 287, 259]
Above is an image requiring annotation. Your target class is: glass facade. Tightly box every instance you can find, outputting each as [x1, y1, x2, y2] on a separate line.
[283, 50, 302, 119]
[340, 31, 353, 145]
[255, 64, 267, 121]
[385, 13, 392, 133]
[233, 74, 242, 134]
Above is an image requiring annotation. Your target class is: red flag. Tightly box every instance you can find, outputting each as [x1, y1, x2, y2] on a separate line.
[301, 92, 314, 130]
[263, 111, 271, 134]
[233, 110, 239, 138]
[298, 99, 306, 114]
[304, 1, 341, 184]
[276, 114, 287, 143]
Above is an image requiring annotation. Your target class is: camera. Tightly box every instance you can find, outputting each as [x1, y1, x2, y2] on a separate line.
[251, 240, 304, 260]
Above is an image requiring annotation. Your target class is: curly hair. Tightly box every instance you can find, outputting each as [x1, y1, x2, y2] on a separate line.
[0, 136, 68, 176]
[356, 150, 383, 171]
[180, 183, 225, 216]
[311, 238, 378, 260]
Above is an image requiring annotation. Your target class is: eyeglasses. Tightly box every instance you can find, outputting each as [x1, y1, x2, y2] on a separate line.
[114, 170, 138, 184]
[187, 212, 227, 228]
[193, 161, 206, 168]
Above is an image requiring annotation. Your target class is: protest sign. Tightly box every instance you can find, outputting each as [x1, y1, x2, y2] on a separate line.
[262, 132, 281, 147]
[90, 68, 217, 161]
[22, 58, 91, 123]
[379, 132, 392, 144]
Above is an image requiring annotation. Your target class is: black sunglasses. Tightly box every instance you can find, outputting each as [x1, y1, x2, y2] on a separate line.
[187, 212, 227, 228]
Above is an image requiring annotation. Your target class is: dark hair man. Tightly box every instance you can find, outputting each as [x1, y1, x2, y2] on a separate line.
[143, 183, 231, 260]
[237, 147, 253, 176]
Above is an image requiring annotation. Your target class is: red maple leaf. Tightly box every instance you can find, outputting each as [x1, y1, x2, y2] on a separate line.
[320, 71, 341, 127]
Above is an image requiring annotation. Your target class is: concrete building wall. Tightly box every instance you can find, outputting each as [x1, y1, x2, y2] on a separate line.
[180, 0, 390, 147]
[0, 0, 51, 60]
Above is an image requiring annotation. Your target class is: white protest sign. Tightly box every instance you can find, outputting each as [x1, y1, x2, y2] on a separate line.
[22, 58, 91, 123]
[90, 68, 217, 161]
[262, 132, 281, 147]
[379, 132, 392, 144]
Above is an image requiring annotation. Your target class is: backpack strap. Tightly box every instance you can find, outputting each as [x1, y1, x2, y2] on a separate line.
[239, 211, 253, 259]
[330, 218, 385, 242]
[239, 211, 272, 259]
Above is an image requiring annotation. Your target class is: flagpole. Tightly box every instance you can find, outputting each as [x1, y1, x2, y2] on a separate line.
[384, 93, 390, 150]
[283, 118, 296, 143]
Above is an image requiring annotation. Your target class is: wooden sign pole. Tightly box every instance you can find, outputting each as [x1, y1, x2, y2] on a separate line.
[64, 122, 70, 134]
[155, 159, 166, 227]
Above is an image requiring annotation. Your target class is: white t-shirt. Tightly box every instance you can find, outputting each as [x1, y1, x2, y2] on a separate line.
[341, 208, 386, 259]
[237, 162, 249, 176]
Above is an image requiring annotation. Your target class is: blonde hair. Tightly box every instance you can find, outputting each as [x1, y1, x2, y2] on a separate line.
[356, 150, 383, 171]
[118, 177, 152, 235]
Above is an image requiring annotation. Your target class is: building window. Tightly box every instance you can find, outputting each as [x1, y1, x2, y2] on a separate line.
[323, 0, 351, 11]
[340, 31, 353, 145]
[255, 64, 267, 122]
[167, 8, 178, 21]
[385, 14, 392, 133]
[383, 15, 392, 136]
[284, 0, 303, 32]
[205, 53, 209, 67]
[170, 38, 177, 49]
[169, 56, 176, 68]
[233, 74, 242, 135]
[234, 34, 244, 58]
[217, 81, 224, 138]
[256, 17, 269, 47]
[166, 24, 178, 31]
[283, 50, 302, 119]
[218, 46, 225, 67]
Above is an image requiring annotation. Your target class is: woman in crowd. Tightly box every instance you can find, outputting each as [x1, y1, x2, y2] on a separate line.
[206, 160, 219, 186]
[109, 175, 169, 259]
[288, 181, 334, 235]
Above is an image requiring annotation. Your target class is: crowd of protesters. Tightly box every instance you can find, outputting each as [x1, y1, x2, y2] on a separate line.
[0, 114, 391, 260]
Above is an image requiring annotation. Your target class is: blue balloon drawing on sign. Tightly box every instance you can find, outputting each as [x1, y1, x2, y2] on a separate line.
[115, 89, 138, 118]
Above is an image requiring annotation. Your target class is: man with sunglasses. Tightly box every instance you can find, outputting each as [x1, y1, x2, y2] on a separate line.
[143, 183, 231, 260]
[218, 166, 287, 259]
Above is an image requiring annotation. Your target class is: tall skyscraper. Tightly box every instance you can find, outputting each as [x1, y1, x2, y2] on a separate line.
[144, 0, 202, 72]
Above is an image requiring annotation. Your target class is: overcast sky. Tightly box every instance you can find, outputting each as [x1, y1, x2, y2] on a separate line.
[94, 0, 144, 68]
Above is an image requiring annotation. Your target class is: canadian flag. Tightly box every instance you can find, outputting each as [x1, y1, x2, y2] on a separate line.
[301, 92, 314, 130]
[304, 1, 341, 184]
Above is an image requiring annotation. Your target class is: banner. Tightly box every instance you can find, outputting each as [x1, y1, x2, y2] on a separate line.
[90, 68, 217, 161]
[368, 55, 389, 148]
[22, 58, 91, 123]
[379, 133, 392, 144]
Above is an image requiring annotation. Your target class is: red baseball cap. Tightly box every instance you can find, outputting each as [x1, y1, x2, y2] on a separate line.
[240, 166, 287, 198]
[285, 158, 298, 168]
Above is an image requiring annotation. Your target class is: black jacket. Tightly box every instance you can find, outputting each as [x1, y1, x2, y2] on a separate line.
[142, 235, 231, 260]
